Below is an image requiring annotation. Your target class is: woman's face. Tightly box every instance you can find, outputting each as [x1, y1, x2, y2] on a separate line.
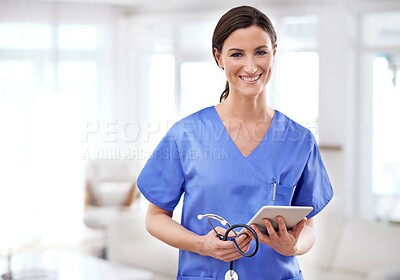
[214, 25, 276, 99]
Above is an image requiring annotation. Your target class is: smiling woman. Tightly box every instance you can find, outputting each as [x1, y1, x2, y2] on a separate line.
[213, 26, 276, 102]
[137, 6, 333, 280]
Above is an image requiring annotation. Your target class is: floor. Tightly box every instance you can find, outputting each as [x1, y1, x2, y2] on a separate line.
[0, 248, 154, 280]
[0, 225, 155, 280]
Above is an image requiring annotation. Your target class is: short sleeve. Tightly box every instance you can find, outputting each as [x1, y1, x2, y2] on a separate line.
[137, 129, 185, 212]
[292, 142, 334, 218]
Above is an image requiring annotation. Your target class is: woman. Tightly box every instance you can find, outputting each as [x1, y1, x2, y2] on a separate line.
[137, 5, 333, 280]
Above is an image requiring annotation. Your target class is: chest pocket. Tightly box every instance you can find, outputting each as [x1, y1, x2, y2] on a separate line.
[271, 183, 296, 205]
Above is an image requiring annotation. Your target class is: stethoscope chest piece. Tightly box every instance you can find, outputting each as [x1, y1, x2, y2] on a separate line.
[225, 269, 238, 280]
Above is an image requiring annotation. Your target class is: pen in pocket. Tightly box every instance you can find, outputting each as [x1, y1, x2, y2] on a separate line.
[273, 182, 277, 201]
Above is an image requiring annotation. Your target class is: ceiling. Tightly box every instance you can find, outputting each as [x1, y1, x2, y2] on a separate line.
[17, 0, 400, 14]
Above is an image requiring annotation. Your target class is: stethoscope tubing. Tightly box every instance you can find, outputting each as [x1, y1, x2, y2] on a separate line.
[221, 224, 259, 280]
[221, 224, 259, 258]
[198, 214, 260, 280]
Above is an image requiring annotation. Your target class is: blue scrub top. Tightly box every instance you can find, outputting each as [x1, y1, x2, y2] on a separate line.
[138, 106, 333, 280]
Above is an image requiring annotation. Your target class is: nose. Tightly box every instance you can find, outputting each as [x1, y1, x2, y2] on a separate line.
[244, 59, 257, 74]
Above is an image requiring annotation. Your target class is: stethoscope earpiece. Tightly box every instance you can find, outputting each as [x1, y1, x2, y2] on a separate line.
[197, 213, 228, 226]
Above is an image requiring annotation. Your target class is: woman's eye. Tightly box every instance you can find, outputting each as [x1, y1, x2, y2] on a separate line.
[230, 53, 243, 58]
[256, 50, 268, 56]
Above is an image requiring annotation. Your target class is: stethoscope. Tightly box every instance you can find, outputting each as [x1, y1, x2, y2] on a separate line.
[198, 214, 259, 280]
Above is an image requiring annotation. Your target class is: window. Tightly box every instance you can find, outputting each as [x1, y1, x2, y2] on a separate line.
[58, 25, 98, 50]
[273, 15, 319, 139]
[361, 10, 400, 221]
[180, 61, 225, 117]
[140, 18, 225, 146]
[274, 51, 319, 138]
[372, 54, 400, 195]
[0, 23, 52, 49]
[147, 53, 176, 147]
[0, 3, 117, 252]
[177, 21, 223, 118]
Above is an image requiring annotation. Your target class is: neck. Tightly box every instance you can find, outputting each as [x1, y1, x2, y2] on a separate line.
[218, 91, 272, 122]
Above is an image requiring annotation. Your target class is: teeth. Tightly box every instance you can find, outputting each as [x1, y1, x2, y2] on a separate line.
[241, 74, 260, 82]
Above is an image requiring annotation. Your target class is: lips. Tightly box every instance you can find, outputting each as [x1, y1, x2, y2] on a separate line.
[240, 73, 262, 82]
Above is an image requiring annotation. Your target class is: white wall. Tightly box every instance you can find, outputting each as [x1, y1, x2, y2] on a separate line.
[318, 4, 358, 216]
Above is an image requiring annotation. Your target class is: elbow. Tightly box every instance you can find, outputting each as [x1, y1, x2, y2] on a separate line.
[145, 202, 174, 238]
[144, 213, 157, 237]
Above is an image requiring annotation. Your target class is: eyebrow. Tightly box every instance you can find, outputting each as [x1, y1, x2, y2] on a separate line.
[227, 45, 270, 52]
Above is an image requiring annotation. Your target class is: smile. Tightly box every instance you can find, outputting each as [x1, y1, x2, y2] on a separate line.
[240, 74, 262, 82]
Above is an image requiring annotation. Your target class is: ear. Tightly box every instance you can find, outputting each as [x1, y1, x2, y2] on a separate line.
[272, 44, 277, 57]
[213, 47, 224, 69]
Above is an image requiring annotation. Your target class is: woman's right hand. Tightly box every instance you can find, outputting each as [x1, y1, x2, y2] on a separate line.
[146, 203, 252, 261]
[198, 226, 252, 262]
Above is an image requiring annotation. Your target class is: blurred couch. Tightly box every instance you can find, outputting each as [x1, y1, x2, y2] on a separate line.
[298, 211, 400, 280]
[107, 207, 178, 280]
[107, 208, 400, 280]
[84, 159, 141, 230]
[83, 159, 141, 258]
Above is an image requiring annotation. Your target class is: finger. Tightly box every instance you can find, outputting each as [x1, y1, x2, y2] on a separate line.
[264, 218, 278, 237]
[235, 234, 252, 250]
[214, 247, 240, 262]
[214, 226, 227, 236]
[206, 227, 223, 240]
[226, 235, 250, 255]
[244, 228, 258, 241]
[230, 238, 251, 256]
[291, 218, 307, 238]
[251, 224, 271, 245]
[223, 250, 243, 262]
[250, 224, 262, 236]
[211, 237, 238, 252]
[251, 224, 264, 236]
[217, 240, 245, 262]
[239, 238, 252, 253]
[276, 215, 288, 235]
[231, 235, 253, 256]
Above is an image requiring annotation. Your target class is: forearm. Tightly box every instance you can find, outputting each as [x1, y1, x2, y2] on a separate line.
[145, 203, 205, 255]
[295, 219, 315, 255]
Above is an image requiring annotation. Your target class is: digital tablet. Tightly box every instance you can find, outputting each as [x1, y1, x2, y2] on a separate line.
[241, 206, 313, 234]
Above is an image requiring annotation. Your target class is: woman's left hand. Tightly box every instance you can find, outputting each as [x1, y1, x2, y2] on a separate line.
[251, 216, 307, 256]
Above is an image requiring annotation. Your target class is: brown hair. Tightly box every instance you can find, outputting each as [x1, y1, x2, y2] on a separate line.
[212, 6, 277, 102]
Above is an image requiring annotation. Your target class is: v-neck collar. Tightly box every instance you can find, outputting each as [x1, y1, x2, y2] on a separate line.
[211, 106, 276, 159]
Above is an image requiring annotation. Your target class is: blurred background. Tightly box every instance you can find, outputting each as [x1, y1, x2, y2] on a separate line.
[0, 0, 399, 260]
